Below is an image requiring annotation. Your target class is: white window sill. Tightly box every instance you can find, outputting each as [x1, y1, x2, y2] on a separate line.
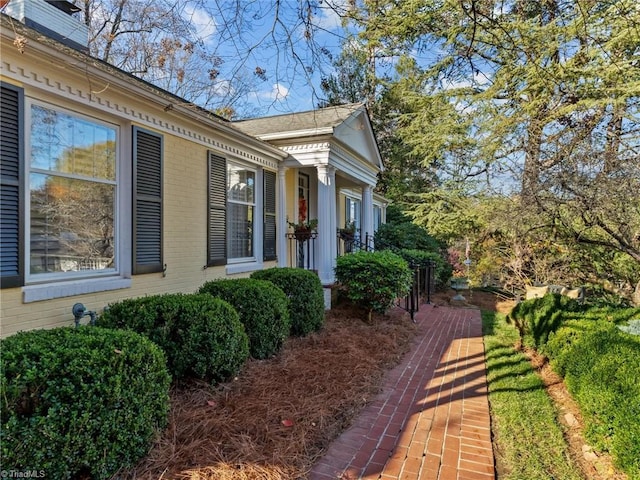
[22, 277, 132, 303]
[225, 262, 263, 275]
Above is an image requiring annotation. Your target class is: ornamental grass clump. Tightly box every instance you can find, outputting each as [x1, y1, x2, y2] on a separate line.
[0, 327, 170, 479]
[335, 250, 412, 322]
[199, 278, 291, 359]
[251, 267, 325, 336]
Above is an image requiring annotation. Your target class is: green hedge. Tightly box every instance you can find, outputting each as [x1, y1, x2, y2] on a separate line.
[0, 327, 170, 479]
[545, 322, 640, 478]
[373, 221, 442, 252]
[198, 278, 291, 359]
[335, 250, 412, 321]
[251, 267, 325, 336]
[98, 293, 249, 382]
[506, 293, 583, 348]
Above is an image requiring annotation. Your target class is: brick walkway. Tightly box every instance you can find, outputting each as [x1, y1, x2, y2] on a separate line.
[309, 304, 494, 480]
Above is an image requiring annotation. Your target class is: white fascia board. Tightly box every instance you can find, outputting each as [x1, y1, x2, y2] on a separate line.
[255, 127, 335, 142]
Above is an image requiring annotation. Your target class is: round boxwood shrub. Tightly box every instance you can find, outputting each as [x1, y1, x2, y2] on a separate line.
[0, 327, 170, 479]
[98, 293, 249, 382]
[251, 267, 325, 336]
[198, 278, 290, 359]
[335, 250, 412, 321]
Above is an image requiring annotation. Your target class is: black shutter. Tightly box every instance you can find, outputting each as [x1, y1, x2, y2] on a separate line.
[133, 127, 163, 274]
[0, 83, 24, 288]
[207, 152, 226, 266]
[263, 170, 277, 261]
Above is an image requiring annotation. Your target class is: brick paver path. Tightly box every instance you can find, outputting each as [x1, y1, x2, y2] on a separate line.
[309, 304, 494, 480]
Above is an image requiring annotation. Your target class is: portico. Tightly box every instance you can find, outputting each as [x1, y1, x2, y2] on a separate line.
[235, 103, 385, 305]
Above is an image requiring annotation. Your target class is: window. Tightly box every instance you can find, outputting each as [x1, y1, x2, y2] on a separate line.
[227, 162, 255, 260]
[345, 197, 361, 233]
[373, 205, 382, 232]
[28, 104, 117, 279]
[298, 172, 310, 217]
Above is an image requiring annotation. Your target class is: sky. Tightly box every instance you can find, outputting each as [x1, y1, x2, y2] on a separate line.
[179, 0, 354, 117]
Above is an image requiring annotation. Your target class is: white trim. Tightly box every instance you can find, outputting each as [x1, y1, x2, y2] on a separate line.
[25, 99, 123, 285]
[225, 262, 264, 275]
[22, 277, 132, 303]
[0, 30, 286, 167]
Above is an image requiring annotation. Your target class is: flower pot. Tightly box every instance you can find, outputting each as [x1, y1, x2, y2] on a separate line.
[294, 229, 312, 241]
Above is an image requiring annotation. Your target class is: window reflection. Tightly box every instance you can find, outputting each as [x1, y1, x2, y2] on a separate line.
[227, 164, 255, 259]
[29, 105, 117, 276]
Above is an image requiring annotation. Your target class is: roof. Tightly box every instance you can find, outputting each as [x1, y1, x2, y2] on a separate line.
[234, 103, 365, 137]
[0, 13, 288, 160]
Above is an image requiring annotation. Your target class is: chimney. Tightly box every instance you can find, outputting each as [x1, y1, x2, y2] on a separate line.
[3, 0, 89, 52]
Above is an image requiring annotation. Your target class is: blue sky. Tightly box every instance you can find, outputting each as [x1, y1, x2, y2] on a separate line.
[180, 0, 353, 117]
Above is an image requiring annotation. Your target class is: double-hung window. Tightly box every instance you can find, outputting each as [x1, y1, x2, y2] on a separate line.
[28, 104, 118, 280]
[227, 162, 255, 261]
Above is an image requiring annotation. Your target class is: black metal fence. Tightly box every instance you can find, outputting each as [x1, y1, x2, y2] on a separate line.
[286, 232, 317, 270]
[397, 261, 436, 322]
[336, 230, 373, 256]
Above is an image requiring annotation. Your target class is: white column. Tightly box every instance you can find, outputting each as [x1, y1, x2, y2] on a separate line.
[362, 185, 374, 249]
[316, 164, 336, 285]
[330, 171, 338, 274]
[277, 165, 288, 267]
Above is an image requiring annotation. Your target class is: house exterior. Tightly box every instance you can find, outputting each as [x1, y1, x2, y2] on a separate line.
[0, 1, 385, 336]
[235, 105, 386, 297]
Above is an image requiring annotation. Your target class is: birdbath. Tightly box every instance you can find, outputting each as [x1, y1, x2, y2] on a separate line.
[450, 277, 469, 302]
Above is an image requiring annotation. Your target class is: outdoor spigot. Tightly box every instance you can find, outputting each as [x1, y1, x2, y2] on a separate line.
[72, 303, 97, 327]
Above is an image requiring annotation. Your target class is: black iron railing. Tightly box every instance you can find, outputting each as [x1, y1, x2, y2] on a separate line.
[336, 230, 373, 256]
[286, 232, 317, 270]
[397, 261, 436, 322]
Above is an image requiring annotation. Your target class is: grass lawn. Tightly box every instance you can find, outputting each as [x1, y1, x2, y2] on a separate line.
[482, 310, 584, 480]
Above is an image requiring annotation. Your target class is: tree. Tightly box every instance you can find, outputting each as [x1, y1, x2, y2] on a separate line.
[354, 0, 640, 301]
[78, 0, 352, 117]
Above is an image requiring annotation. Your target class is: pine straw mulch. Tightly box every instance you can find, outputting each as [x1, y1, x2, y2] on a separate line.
[120, 304, 417, 480]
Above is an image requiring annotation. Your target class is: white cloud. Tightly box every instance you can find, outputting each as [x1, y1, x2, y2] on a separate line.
[443, 71, 492, 91]
[267, 83, 290, 101]
[183, 6, 217, 42]
[313, 0, 349, 30]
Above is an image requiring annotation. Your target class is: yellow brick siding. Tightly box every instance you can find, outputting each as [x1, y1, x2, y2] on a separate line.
[0, 131, 267, 337]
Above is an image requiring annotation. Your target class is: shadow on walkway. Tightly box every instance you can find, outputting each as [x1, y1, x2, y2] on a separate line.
[309, 304, 495, 480]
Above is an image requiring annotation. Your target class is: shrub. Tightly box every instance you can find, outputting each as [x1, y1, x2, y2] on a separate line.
[199, 278, 290, 359]
[251, 267, 325, 336]
[373, 221, 442, 252]
[396, 248, 452, 289]
[0, 327, 170, 479]
[543, 305, 640, 479]
[506, 293, 582, 348]
[98, 293, 249, 382]
[547, 324, 640, 477]
[335, 250, 412, 321]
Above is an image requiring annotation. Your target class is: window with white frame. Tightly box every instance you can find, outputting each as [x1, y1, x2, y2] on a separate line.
[28, 104, 117, 279]
[345, 196, 361, 233]
[373, 204, 382, 232]
[227, 162, 255, 259]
